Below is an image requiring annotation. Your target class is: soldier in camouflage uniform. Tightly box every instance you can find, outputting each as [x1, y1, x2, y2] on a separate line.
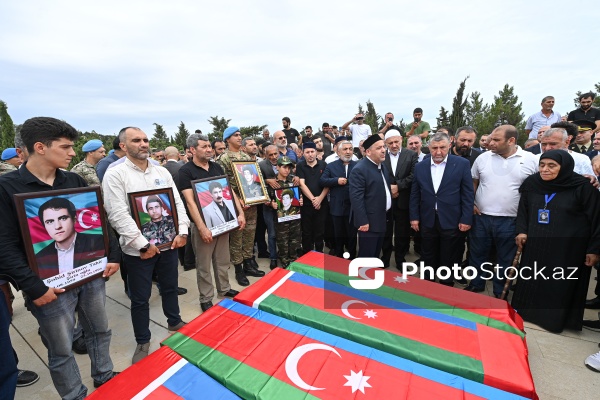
[267, 156, 302, 267]
[70, 139, 106, 186]
[0, 148, 21, 176]
[217, 126, 265, 285]
[141, 195, 177, 246]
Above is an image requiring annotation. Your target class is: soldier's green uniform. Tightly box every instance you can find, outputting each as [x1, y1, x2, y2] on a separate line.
[217, 150, 257, 265]
[267, 177, 301, 266]
[70, 160, 100, 186]
[140, 215, 177, 246]
[0, 162, 17, 176]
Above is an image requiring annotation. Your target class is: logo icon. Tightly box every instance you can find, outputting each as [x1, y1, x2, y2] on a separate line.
[348, 258, 384, 290]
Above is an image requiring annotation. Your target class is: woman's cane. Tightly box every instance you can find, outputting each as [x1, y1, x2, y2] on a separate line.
[500, 243, 523, 300]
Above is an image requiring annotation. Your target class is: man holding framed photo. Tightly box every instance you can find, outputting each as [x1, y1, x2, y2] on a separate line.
[0, 117, 121, 399]
[103, 126, 189, 364]
[177, 133, 246, 312]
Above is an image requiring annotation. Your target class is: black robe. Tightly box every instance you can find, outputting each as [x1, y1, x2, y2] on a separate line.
[511, 179, 600, 332]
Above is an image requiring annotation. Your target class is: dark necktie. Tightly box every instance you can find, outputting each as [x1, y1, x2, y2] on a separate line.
[581, 145, 587, 153]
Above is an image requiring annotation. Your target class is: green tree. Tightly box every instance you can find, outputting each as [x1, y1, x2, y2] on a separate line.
[448, 77, 469, 132]
[240, 125, 267, 138]
[150, 123, 170, 150]
[208, 115, 231, 143]
[173, 121, 189, 150]
[435, 106, 450, 130]
[0, 100, 15, 149]
[465, 91, 492, 137]
[480, 84, 525, 146]
[574, 83, 600, 108]
[364, 99, 381, 135]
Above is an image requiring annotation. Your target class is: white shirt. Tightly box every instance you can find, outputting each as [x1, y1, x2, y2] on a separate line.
[472, 146, 538, 217]
[366, 156, 392, 211]
[57, 233, 77, 274]
[536, 150, 594, 176]
[349, 124, 372, 148]
[430, 156, 447, 194]
[102, 157, 190, 256]
[389, 149, 401, 174]
[417, 152, 426, 162]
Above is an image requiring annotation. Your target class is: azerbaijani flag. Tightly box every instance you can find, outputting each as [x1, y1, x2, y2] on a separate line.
[23, 191, 104, 254]
[163, 300, 533, 400]
[289, 251, 525, 337]
[133, 192, 174, 226]
[87, 346, 239, 400]
[194, 177, 233, 208]
[235, 268, 536, 399]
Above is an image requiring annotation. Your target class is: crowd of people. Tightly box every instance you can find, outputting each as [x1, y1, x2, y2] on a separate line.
[1, 93, 600, 399]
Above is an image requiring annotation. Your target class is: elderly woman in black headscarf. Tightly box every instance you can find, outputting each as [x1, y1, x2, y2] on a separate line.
[511, 149, 600, 333]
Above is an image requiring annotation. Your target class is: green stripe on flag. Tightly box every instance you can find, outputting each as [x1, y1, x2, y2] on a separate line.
[288, 261, 525, 338]
[163, 332, 320, 400]
[260, 294, 485, 383]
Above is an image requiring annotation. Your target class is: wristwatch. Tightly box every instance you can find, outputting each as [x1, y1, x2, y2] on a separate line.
[139, 243, 151, 253]
[179, 234, 188, 238]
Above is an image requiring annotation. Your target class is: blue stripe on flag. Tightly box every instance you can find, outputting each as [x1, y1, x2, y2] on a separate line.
[162, 363, 240, 399]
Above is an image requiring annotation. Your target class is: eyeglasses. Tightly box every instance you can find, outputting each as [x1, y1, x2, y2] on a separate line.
[356, 117, 364, 120]
[277, 137, 286, 140]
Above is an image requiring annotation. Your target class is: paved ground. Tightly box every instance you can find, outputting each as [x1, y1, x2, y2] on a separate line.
[9, 253, 600, 400]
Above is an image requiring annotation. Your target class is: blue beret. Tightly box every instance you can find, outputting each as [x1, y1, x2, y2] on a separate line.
[223, 126, 240, 141]
[108, 149, 115, 155]
[1, 148, 18, 161]
[82, 139, 104, 152]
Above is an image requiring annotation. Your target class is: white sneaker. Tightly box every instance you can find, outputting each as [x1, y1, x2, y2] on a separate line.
[584, 350, 600, 372]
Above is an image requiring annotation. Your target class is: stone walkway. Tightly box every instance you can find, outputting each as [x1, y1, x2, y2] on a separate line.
[9, 256, 600, 400]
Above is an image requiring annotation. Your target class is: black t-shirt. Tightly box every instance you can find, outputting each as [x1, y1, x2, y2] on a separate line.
[452, 146, 482, 167]
[378, 124, 403, 135]
[567, 107, 600, 124]
[283, 128, 300, 144]
[177, 161, 225, 217]
[296, 159, 327, 207]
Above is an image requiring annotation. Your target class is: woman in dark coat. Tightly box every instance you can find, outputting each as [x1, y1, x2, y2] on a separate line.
[511, 150, 600, 332]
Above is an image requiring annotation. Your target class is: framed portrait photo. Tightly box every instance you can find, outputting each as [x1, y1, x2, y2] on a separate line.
[231, 160, 269, 205]
[275, 186, 301, 223]
[191, 175, 239, 237]
[128, 188, 179, 250]
[14, 187, 110, 290]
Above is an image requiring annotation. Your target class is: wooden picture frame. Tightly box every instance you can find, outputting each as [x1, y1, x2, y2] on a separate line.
[231, 160, 269, 206]
[128, 188, 178, 250]
[191, 175, 240, 237]
[275, 186, 302, 223]
[14, 187, 110, 290]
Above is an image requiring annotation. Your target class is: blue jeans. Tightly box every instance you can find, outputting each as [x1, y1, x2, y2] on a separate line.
[468, 214, 517, 295]
[0, 292, 17, 400]
[26, 277, 113, 400]
[124, 249, 181, 344]
[263, 205, 278, 260]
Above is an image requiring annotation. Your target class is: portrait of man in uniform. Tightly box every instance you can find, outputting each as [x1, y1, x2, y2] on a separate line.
[231, 161, 268, 205]
[139, 195, 177, 247]
[275, 187, 301, 222]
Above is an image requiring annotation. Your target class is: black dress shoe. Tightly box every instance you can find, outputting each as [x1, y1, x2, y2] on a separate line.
[234, 264, 250, 286]
[16, 369, 39, 387]
[464, 285, 485, 293]
[243, 259, 266, 277]
[94, 371, 119, 388]
[222, 289, 239, 298]
[586, 297, 600, 309]
[177, 287, 188, 295]
[257, 252, 270, 259]
[270, 260, 278, 270]
[201, 301, 213, 312]
[72, 336, 88, 355]
[582, 320, 600, 332]
[282, 261, 290, 269]
[454, 277, 469, 286]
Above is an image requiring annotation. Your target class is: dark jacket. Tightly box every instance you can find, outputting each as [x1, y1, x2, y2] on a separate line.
[320, 159, 356, 217]
[349, 158, 392, 232]
[383, 149, 417, 210]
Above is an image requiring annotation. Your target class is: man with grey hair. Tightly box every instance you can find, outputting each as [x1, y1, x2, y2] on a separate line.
[177, 133, 245, 313]
[466, 125, 538, 296]
[262, 128, 271, 142]
[525, 96, 562, 139]
[539, 127, 596, 177]
[272, 130, 297, 162]
[410, 133, 474, 286]
[406, 134, 426, 162]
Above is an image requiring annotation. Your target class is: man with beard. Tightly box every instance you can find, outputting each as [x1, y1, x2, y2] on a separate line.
[378, 112, 403, 137]
[313, 136, 326, 160]
[282, 117, 302, 146]
[568, 92, 600, 135]
[317, 123, 334, 157]
[297, 142, 329, 254]
[258, 145, 280, 269]
[211, 140, 226, 159]
[273, 130, 298, 162]
[452, 127, 482, 165]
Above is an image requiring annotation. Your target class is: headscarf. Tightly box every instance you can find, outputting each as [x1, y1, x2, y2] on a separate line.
[520, 149, 590, 194]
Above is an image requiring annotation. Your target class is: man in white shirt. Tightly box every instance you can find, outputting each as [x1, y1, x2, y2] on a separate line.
[342, 113, 372, 157]
[466, 125, 538, 297]
[103, 126, 190, 364]
[538, 127, 596, 178]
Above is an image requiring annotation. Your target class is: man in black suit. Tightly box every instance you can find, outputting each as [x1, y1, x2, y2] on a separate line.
[320, 139, 358, 258]
[258, 145, 280, 269]
[349, 135, 392, 258]
[409, 133, 474, 286]
[163, 146, 183, 180]
[36, 198, 106, 279]
[381, 131, 417, 269]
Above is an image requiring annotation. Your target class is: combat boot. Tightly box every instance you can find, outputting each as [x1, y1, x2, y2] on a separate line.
[243, 259, 265, 277]
[234, 263, 249, 286]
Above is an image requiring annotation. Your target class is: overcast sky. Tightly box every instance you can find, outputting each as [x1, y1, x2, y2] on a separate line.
[0, 0, 596, 138]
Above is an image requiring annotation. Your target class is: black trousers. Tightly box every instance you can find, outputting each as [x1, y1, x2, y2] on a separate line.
[255, 204, 268, 255]
[381, 207, 411, 268]
[332, 215, 357, 259]
[358, 230, 386, 258]
[420, 214, 464, 282]
[301, 205, 326, 253]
